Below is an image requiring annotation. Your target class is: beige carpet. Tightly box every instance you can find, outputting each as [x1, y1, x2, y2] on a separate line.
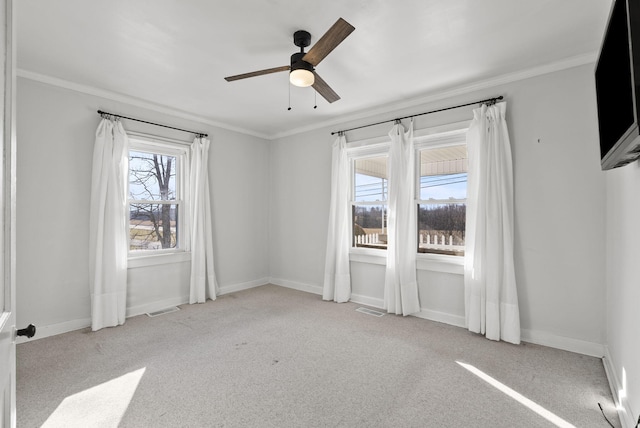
[16, 284, 619, 427]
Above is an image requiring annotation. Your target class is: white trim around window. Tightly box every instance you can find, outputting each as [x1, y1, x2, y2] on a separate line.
[127, 133, 192, 267]
[347, 120, 470, 275]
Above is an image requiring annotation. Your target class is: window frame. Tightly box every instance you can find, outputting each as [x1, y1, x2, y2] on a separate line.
[414, 128, 468, 260]
[127, 133, 191, 262]
[347, 140, 390, 256]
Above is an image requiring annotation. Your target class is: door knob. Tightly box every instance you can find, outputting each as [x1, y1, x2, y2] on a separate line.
[17, 324, 36, 338]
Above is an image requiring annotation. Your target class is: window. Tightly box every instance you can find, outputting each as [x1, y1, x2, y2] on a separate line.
[128, 137, 188, 254]
[352, 155, 388, 249]
[416, 143, 467, 256]
[347, 125, 468, 271]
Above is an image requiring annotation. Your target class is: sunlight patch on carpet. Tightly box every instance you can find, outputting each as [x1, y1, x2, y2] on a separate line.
[456, 361, 576, 428]
[42, 367, 146, 428]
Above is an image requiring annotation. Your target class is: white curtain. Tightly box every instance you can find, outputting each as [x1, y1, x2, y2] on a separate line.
[189, 136, 218, 304]
[89, 118, 129, 331]
[322, 134, 351, 302]
[464, 102, 520, 344]
[384, 121, 420, 316]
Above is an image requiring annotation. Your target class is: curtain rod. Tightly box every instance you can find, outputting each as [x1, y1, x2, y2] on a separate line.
[331, 96, 503, 136]
[97, 110, 208, 138]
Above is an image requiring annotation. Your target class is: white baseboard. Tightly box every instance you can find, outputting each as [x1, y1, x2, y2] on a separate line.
[18, 278, 269, 343]
[218, 277, 270, 296]
[603, 346, 637, 428]
[16, 317, 91, 344]
[415, 309, 466, 328]
[347, 301, 604, 358]
[520, 328, 605, 358]
[128, 277, 271, 318]
[126, 296, 190, 319]
[350, 293, 384, 309]
[269, 277, 323, 295]
[312, 285, 466, 329]
[349, 295, 467, 329]
[18, 296, 193, 344]
[269, 281, 607, 358]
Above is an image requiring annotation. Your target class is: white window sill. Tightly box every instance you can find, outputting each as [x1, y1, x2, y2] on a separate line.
[349, 249, 463, 275]
[128, 251, 191, 269]
[350, 248, 386, 265]
[416, 253, 464, 274]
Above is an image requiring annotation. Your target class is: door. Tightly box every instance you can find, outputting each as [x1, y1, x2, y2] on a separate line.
[0, 1, 16, 427]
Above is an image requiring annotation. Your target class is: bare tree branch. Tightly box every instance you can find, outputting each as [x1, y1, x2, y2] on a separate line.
[129, 152, 177, 250]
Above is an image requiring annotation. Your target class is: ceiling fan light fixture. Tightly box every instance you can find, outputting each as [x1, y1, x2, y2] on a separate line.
[290, 68, 315, 87]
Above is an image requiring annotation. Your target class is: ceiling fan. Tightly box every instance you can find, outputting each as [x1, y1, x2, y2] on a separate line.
[224, 18, 355, 104]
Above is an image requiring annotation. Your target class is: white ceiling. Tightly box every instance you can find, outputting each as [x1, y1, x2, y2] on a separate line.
[16, 0, 611, 139]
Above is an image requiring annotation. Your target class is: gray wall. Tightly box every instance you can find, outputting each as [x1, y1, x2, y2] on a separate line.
[605, 162, 640, 423]
[269, 63, 607, 355]
[16, 77, 270, 334]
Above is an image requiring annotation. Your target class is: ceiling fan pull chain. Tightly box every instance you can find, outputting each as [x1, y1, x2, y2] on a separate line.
[314, 90, 317, 109]
[288, 79, 292, 111]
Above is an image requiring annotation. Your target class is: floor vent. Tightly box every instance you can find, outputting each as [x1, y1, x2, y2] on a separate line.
[146, 307, 180, 317]
[356, 307, 385, 317]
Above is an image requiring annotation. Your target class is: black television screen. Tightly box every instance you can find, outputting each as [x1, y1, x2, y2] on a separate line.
[595, 0, 640, 170]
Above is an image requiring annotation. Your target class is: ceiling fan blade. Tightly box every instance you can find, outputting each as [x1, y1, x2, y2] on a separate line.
[303, 18, 355, 66]
[224, 65, 290, 82]
[312, 72, 340, 103]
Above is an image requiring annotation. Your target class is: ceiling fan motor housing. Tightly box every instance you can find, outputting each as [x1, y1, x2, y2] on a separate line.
[290, 52, 314, 73]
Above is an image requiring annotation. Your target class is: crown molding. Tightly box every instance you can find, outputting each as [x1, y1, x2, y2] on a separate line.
[16, 69, 270, 140]
[18, 51, 596, 141]
[270, 51, 598, 140]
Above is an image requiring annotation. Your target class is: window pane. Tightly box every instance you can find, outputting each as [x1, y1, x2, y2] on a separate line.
[354, 156, 388, 202]
[420, 173, 467, 200]
[129, 151, 176, 201]
[419, 145, 467, 200]
[417, 204, 465, 256]
[130, 203, 178, 251]
[353, 205, 387, 249]
[418, 204, 467, 256]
